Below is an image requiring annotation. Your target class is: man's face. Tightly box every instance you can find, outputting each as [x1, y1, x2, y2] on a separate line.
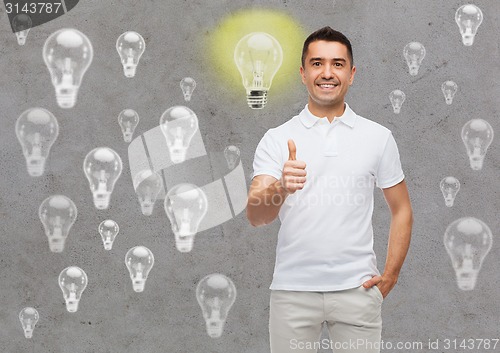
[300, 40, 356, 111]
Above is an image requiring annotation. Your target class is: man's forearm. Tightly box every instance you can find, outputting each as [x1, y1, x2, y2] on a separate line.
[383, 208, 413, 280]
[246, 180, 289, 226]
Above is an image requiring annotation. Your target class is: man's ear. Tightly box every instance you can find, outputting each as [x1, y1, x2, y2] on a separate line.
[300, 66, 306, 84]
[349, 65, 356, 85]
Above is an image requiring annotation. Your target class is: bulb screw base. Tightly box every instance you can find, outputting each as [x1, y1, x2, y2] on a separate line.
[456, 271, 478, 291]
[246, 90, 268, 109]
[175, 234, 194, 253]
[49, 240, 65, 253]
[123, 65, 137, 78]
[133, 280, 145, 292]
[140, 203, 154, 216]
[17, 36, 27, 46]
[408, 66, 419, 76]
[26, 157, 45, 177]
[469, 157, 484, 171]
[206, 322, 224, 338]
[65, 300, 79, 312]
[56, 90, 77, 109]
[461, 35, 474, 46]
[123, 133, 132, 143]
[169, 149, 187, 164]
[93, 192, 111, 210]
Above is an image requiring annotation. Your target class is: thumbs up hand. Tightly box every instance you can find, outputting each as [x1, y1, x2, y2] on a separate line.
[281, 139, 307, 194]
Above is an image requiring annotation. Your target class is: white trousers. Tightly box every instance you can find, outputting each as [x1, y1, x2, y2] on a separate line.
[269, 285, 383, 353]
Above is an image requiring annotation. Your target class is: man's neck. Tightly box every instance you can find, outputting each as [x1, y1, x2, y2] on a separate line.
[308, 101, 346, 123]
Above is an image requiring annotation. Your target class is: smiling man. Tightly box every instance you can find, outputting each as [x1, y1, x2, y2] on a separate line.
[246, 27, 413, 353]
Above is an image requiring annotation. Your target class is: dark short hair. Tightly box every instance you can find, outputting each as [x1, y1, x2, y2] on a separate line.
[301, 26, 353, 68]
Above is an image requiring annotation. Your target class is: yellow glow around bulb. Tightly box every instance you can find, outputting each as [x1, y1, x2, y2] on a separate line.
[206, 8, 305, 92]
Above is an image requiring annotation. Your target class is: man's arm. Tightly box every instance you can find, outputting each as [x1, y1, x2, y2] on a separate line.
[247, 139, 306, 227]
[363, 179, 413, 297]
[246, 175, 289, 227]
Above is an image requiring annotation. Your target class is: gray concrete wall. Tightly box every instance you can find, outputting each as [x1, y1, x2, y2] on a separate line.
[1, 0, 499, 352]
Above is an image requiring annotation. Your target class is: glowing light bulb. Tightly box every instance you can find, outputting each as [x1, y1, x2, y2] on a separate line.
[439, 176, 460, 207]
[116, 31, 145, 78]
[83, 147, 123, 209]
[164, 183, 208, 253]
[403, 42, 425, 76]
[134, 170, 163, 216]
[455, 4, 483, 46]
[39, 195, 78, 253]
[180, 77, 196, 102]
[444, 217, 492, 290]
[59, 266, 88, 312]
[196, 273, 236, 338]
[15, 108, 59, 177]
[125, 246, 154, 292]
[98, 219, 119, 250]
[461, 119, 494, 170]
[234, 32, 283, 109]
[19, 307, 39, 338]
[118, 109, 140, 143]
[224, 145, 240, 170]
[389, 90, 406, 114]
[159, 106, 199, 164]
[43, 28, 93, 108]
[12, 14, 32, 45]
[442, 81, 458, 105]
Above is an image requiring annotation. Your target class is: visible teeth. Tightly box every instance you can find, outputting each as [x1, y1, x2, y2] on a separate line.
[319, 84, 337, 87]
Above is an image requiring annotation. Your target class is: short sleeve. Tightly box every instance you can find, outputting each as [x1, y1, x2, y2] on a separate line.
[251, 131, 283, 181]
[375, 132, 405, 189]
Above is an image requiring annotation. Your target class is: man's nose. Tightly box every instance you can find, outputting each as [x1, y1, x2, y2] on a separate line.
[321, 64, 334, 79]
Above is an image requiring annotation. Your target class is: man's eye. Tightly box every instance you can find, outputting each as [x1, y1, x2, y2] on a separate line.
[312, 62, 321, 66]
[335, 63, 343, 67]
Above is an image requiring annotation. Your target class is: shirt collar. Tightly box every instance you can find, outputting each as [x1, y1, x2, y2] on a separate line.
[299, 103, 357, 129]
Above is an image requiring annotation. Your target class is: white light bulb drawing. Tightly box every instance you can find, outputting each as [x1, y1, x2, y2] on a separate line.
[116, 31, 146, 78]
[224, 145, 241, 170]
[39, 195, 78, 253]
[196, 273, 236, 338]
[15, 108, 59, 177]
[125, 246, 154, 292]
[164, 183, 208, 253]
[389, 90, 406, 114]
[159, 106, 199, 164]
[59, 266, 88, 312]
[455, 4, 483, 46]
[134, 170, 163, 216]
[19, 307, 39, 338]
[444, 217, 492, 290]
[234, 32, 283, 109]
[118, 109, 140, 143]
[461, 119, 494, 170]
[442, 81, 458, 105]
[12, 14, 32, 45]
[403, 42, 425, 76]
[180, 77, 196, 102]
[43, 28, 93, 109]
[439, 176, 460, 207]
[98, 220, 119, 250]
[83, 147, 123, 210]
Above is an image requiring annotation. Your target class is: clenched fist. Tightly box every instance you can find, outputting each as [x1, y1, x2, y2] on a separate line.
[281, 139, 307, 194]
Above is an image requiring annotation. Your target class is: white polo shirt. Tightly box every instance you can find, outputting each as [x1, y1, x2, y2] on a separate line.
[251, 103, 405, 291]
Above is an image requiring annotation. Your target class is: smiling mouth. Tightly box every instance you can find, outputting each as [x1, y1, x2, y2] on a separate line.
[317, 83, 338, 89]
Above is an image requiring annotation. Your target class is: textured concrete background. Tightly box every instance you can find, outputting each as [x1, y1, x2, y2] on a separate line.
[1, 0, 499, 352]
